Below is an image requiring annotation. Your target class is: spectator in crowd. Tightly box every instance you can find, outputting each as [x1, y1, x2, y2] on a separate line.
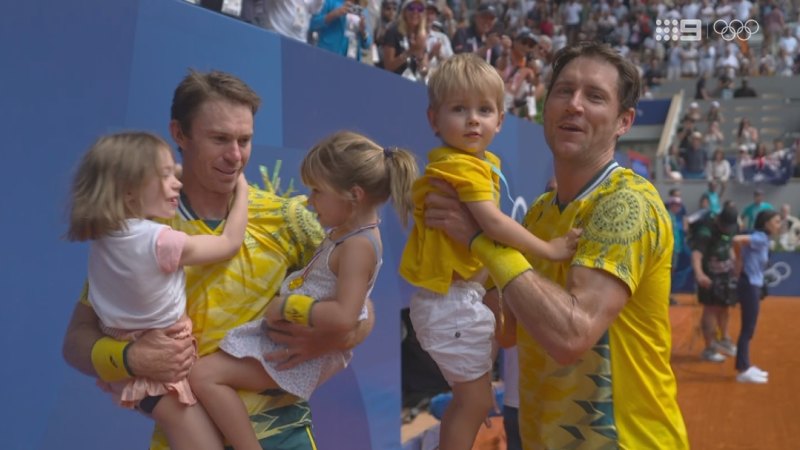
[794, 142, 800, 177]
[704, 120, 725, 156]
[551, 25, 567, 53]
[716, 75, 735, 100]
[759, 49, 778, 75]
[668, 187, 689, 228]
[741, 189, 775, 230]
[497, 28, 538, 115]
[752, 143, 774, 176]
[681, 42, 700, 78]
[706, 100, 724, 124]
[690, 204, 740, 363]
[667, 194, 688, 306]
[733, 78, 758, 97]
[763, 0, 786, 54]
[778, 27, 799, 58]
[695, 73, 711, 100]
[684, 101, 703, 122]
[667, 44, 683, 80]
[735, 144, 753, 183]
[704, 180, 723, 215]
[665, 144, 684, 181]
[561, 0, 583, 44]
[699, 41, 716, 79]
[771, 137, 790, 160]
[737, 116, 759, 152]
[778, 203, 795, 234]
[732, 210, 782, 384]
[452, 4, 501, 64]
[241, 0, 324, 42]
[707, 148, 732, 196]
[380, 0, 429, 81]
[643, 56, 665, 92]
[425, 2, 454, 72]
[681, 131, 707, 179]
[676, 117, 697, 150]
[310, 0, 372, 61]
[373, 0, 399, 66]
[521, 58, 547, 121]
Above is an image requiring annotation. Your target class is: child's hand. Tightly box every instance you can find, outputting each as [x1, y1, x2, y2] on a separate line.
[547, 228, 582, 262]
[236, 172, 248, 190]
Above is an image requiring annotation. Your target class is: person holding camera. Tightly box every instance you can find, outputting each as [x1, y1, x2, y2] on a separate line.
[310, 0, 371, 61]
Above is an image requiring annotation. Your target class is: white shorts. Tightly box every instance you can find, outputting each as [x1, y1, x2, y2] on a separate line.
[409, 281, 495, 385]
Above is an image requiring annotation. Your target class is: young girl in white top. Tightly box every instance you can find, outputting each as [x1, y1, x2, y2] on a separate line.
[188, 130, 418, 450]
[66, 131, 248, 450]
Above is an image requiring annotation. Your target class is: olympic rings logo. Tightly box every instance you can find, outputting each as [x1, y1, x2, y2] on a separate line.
[764, 261, 791, 288]
[712, 19, 759, 41]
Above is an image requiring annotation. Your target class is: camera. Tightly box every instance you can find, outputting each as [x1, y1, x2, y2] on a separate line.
[348, 3, 363, 14]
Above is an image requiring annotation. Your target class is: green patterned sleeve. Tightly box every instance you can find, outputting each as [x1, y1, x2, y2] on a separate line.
[571, 188, 651, 294]
[283, 195, 324, 270]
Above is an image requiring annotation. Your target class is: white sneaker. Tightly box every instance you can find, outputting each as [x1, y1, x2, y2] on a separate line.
[736, 367, 768, 384]
[750, 366, 769, 377]
[701, 348, 726, 363]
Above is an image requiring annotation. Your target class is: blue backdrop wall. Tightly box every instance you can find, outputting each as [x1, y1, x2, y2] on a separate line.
[0, 1, 553, 449]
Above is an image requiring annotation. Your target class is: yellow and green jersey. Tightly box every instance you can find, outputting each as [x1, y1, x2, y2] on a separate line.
[518, 163, 688, 449]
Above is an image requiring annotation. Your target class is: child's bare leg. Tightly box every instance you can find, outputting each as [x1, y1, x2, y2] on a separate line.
[189, 352, 278, 450]
[150, 393, 223, 450]
[438, 372, 494, 450]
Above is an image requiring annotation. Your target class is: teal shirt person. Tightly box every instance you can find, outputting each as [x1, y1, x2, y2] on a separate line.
[706, 191, 721, 215]
[741, 199, 774, 230]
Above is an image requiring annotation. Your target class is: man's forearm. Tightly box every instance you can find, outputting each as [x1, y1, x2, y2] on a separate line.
[470, 233, 626, 365]
[469, 234, 581, 360]
[500, 270, 591, 365]
[62, 302, 104, 378]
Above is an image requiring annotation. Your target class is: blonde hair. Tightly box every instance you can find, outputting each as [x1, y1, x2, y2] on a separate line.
[397, 0, 426, 37]
[301, 131, 418, 227]
[427, 53, 505, 111]
[67, 131, 172, 241]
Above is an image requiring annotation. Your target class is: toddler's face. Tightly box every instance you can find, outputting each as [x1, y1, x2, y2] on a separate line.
[428, 92, 503, 156]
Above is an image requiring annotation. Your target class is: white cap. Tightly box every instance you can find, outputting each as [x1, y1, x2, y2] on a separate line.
[690, 101, 699, 108]
[712, 100, 720, 107]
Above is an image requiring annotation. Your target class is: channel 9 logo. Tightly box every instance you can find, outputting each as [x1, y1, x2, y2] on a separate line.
[655, 18, 760, 42]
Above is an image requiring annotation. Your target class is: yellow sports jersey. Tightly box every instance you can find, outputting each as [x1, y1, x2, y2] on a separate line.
[517, 163, 688, 449]
[400, 146, 501, 294]
[81, 186, 324, 449]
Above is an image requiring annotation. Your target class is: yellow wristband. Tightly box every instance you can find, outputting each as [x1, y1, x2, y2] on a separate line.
[470, 232, 532, 290]
[91, 337, 133, 382]
[282, 294, 316, 326]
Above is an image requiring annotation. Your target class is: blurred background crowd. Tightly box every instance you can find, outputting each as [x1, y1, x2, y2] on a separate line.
[187, 0, 800, 123]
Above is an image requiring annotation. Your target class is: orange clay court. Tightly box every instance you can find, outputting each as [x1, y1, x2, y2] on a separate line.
[405, 293, 800, 450]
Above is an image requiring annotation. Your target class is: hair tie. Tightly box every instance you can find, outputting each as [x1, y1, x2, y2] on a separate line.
[383, 147, 395, 158]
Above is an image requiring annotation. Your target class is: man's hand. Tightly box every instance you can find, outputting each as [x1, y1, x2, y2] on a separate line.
[423, 178, 480, 246]
[126, 316, 195, 383]
[262, 298, 374, 369]
[263, 321, 350, 369]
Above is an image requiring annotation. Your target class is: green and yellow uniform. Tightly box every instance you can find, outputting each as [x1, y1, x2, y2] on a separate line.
[518, 163, 688, 449]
